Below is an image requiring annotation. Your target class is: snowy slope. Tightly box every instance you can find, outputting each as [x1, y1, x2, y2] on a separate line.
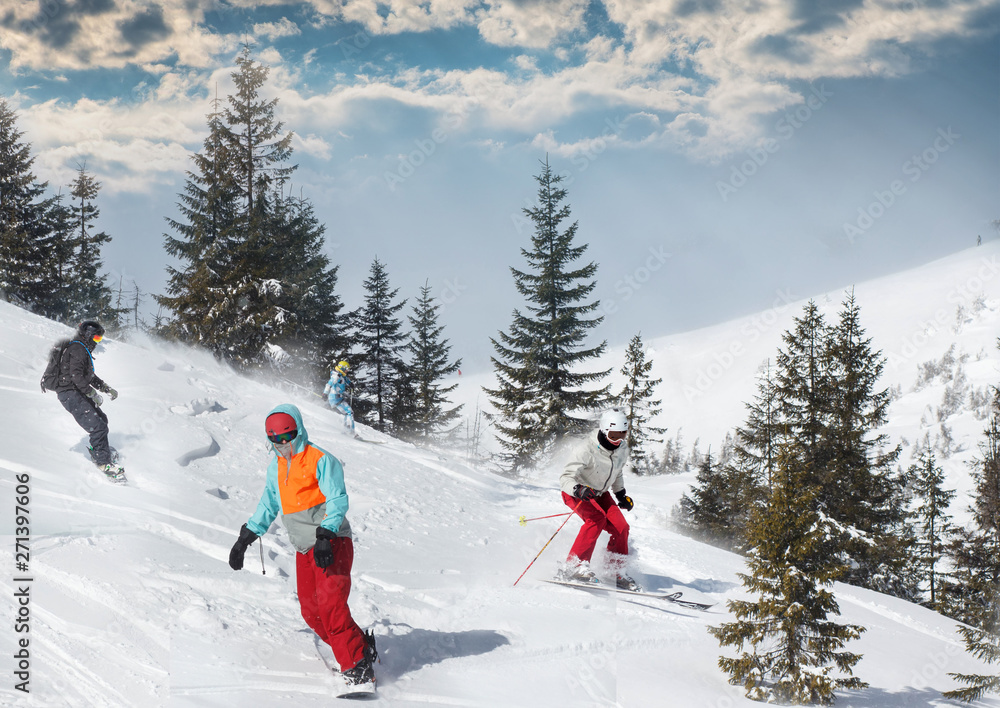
[0, 245, 997, 707]
[453, 242, 1000, 520]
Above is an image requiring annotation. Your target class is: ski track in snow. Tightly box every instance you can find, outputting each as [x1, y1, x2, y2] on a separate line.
[3, 245, 1000, 707]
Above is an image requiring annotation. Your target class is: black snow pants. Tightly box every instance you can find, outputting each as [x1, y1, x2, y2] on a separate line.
[57, 390, 110, 466]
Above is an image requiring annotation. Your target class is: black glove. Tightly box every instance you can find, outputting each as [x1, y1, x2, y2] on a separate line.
[314, 527, 336, 569]
[573, 484, 598, 501]
[85, 388, 104, 407]
[228, 524, 258, 570]
[615, 489, 634, 512]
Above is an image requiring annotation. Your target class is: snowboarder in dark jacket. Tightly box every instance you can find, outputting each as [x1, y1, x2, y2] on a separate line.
[48, 321, 124, 482]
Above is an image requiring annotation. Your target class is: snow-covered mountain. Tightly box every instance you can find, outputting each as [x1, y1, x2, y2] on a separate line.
[2, 242, 999, 707]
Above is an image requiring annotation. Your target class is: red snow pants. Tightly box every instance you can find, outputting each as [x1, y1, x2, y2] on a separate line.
[296, 537, 366, 671]
[563, 491, 630, 563]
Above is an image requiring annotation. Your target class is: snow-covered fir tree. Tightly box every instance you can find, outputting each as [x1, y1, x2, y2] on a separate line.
[351, 257, 408, 433]
[944, 379, 1000, 701]
[711, 444, 868, 704]
[401, 281, 463, 442]
[616, 332, 665, 473]
[484, 157, 609, 473]
[908, 437, 955, 611]
[158, 49, 343, 376]
[159, 93, 242, 355]
[0, 98, 53, 310]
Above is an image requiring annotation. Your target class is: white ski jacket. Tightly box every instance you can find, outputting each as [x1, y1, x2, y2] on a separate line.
[559, 435, 630, 498]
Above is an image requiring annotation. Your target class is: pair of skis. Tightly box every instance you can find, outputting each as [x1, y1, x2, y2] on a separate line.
[543, 579, 715, 611]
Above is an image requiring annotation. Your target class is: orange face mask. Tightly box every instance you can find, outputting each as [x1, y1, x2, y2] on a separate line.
[92, 334, 103, 343]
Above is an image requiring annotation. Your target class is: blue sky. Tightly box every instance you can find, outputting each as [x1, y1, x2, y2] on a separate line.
[1, 0, 998, 373]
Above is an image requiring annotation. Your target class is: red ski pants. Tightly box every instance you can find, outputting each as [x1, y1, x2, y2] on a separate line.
[296, 537, 366, 671]
[562, 491, 629, 563]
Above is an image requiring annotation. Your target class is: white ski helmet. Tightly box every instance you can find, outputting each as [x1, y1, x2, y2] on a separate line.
[599, 408, 628, 444]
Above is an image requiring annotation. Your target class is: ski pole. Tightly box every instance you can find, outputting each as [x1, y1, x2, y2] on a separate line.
[513, 500, 582, 587]
[518, 512, 572, 526]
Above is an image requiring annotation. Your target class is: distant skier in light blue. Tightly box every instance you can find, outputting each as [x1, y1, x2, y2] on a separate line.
[324, 360, 355, 433]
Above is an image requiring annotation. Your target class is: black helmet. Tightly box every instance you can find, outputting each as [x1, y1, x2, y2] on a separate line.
[77, 321, 105, 340]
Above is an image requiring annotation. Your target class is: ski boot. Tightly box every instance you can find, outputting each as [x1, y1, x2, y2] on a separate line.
[560, 559, 600, 585]
[616, 573, 641, 592]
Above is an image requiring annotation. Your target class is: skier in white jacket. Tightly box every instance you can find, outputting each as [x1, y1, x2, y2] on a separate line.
[558, 408, 639, 591]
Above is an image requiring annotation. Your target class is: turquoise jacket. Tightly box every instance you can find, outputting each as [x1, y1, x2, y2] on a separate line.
[246, 404, 352, 553]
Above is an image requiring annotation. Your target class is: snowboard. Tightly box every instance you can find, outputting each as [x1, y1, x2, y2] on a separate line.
[543, 579, 715, 610]
[334, 677, 376, 700]
[352, 435, 385, 445]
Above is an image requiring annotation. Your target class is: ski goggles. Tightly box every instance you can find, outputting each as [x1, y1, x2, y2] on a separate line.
[92, 334, 103, 343]
[607, 430, 627, 442]
[267, 430, 297, 444]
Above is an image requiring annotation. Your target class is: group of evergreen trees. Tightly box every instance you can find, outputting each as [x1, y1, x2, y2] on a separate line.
[0, 100, 118, 327]
[158, 48, 463, 442]
[684, 299, 1000, 702]
[158, 47, 344, 375]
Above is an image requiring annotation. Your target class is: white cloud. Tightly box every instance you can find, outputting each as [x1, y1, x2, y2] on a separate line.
[294, 133, 333, 159]
[6, 0, 995, 183]
[0, 0, 238, 72]
[253, 18, 302, 40]
[476, 0, 589, 48]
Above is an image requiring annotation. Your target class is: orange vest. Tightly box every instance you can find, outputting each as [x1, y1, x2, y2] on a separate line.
[276, 444, 327, 514]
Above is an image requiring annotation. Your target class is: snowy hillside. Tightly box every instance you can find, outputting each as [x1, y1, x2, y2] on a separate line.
[1, 245, 999, 707]
[455, 242, 1000, 522]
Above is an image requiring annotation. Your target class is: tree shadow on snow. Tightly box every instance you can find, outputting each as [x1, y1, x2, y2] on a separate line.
[377, 628, 510, 682]
[835, 685, 961, 707]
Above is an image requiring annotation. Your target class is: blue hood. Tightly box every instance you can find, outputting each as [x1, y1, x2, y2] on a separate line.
[267, 403, 309, 456]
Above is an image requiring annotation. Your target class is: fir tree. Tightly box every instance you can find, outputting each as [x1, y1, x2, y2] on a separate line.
[352, 257, 408, 433]
[263, 190, 346, 377]
[824, 292, 907, 594]
[774, 300, 832, 472]
[485, 157, 609, 473]
[159, 93, 245, 357]
[403, 281, 463, 442]
[908, 438, 955, 611]
[158, 51, 342, 376]
[677, 450, 739, 549]
[36, 191, 75, 322]
[944, 406, 1000, 702]
[65, 166, 117, 325]
[224, 44, 294, 218]
[725, 361, 780, 546]
[710, 445, 868, 704]
[616, 332, 665, 473]
[0, 98, 52, 309]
